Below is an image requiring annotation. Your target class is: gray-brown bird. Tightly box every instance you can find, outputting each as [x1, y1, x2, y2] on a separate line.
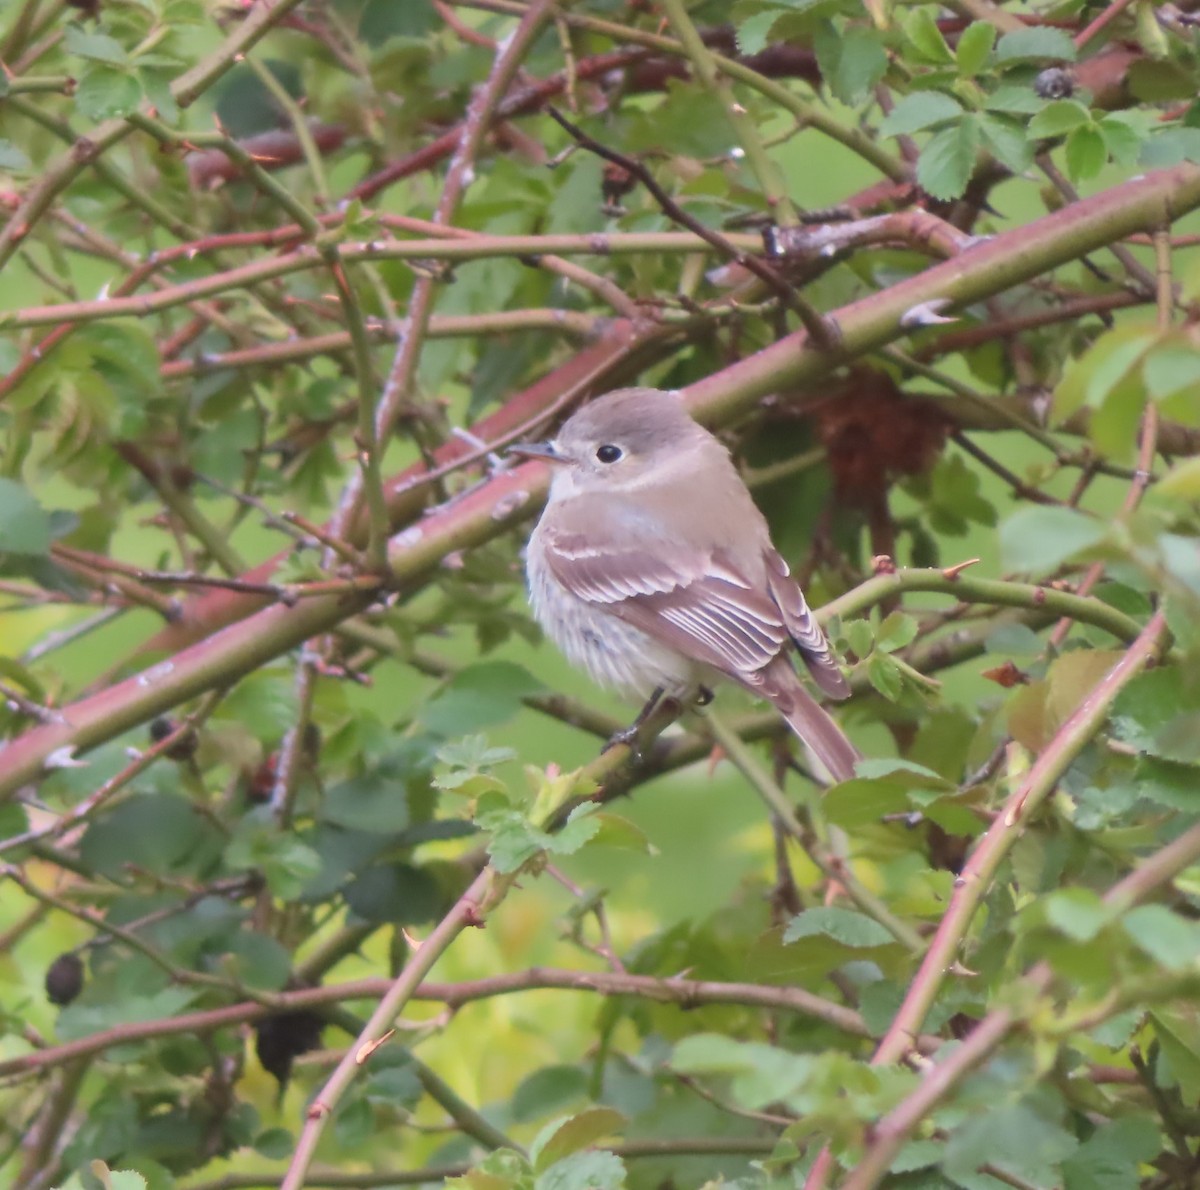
[510, 387, 861, 783]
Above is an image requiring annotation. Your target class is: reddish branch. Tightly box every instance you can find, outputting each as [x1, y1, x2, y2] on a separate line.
[4, 165, 1199, 798]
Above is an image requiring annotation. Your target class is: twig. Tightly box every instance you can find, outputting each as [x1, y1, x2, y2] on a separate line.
[546, 105, 838, 349]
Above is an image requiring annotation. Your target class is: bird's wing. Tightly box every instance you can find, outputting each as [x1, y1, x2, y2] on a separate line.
[763, 548, 850, 700]
[540, 524, 791, 677]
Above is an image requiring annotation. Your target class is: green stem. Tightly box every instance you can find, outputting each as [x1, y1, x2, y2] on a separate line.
[820, 568, 1146, 645]
[704, 711, 926, 953]
[658, 0, 797, 223]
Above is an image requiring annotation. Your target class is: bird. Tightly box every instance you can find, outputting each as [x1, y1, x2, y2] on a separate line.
[509, 387, 861, 783]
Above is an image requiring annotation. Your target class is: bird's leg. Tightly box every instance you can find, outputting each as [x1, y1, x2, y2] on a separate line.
[603, 686, 666, 755]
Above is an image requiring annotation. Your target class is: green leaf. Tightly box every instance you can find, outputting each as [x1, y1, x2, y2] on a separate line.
[999, 505, 1107, 574]
[995, 26, 1077, 63]
[1143, 343, 1200, 401]
[217, 669, 299, 743]
[322, 771, 411, 833]
[65, 24, 130, 65]
[219, 931, 293, 990]
[1065, 124, 1107, 182]
[866, 652, 905, 701]
[0, 139, 32, 171]
[902, 8, 954, 63]
[876, 611, 919, 653]
[0, 479, 52, 555]
[420, 661, 547, 735]
[75, 64, 142, 120]
[979, 113, 1034, 172]
[513, 1066, 589, 1122]
[549, 803, 601, 857]
[879, 91, 964, 138]
[783, 906, 894, 948]
[226, 813, 323, 898]
[1062, 1115, 1161, 1190]
[955, 22, 996, 77]
[342, 862, 443, 924]
[1156, 456, 1200, 500]
[530, 1107, 625, 1172]
[917, 117, 980, 201]
[1111, 666, 1200, 764]
[1027, 99, 1092, 139]
[986, 83, 1048, 114]
[944, 1099, 1078, 1185]
[1121, 905, 1200, 971]
[254, 1128, 295, 1159]
[1150, 1009, 1200, 1100]
[734, 11, 784, 57]
[1098, 113, 1144, 166]
[58, 986, 199, 1040]
[436, 736, 517, 782]
[1054, 323, 1157, 424]
[81, 793, 224, 879]
[671, 1034, 814, 1108]
[1041, 888, 1109, 942]
[90, 1166, 148, 1190]
[535, 1150, 625, 1190]
[1140, 127, 1200, 168]
[1129, 58, 1197, 102]
[814, 21, 887, 105]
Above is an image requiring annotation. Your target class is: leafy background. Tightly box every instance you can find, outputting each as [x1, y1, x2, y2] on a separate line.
[2, 1, 1200, 1188]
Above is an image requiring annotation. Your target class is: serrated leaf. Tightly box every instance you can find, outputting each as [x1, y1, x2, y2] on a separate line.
[672, 1034, 814, 1108]
[1111, 666, 1200, 763]
[1054, 323, 1157, 424]
[535, 1149, 624, 1190]
[1065, 124, 1107, 182]
[420, 661, 547, 736]
[876, 611, 919, 653]
[1140, 127, 1200, 169]
[867, 652, 905, 701]
[75, 64, 142, 120]
[322, 770, 411, 832]
[945, 1099, 1078, 1185]
[1027, 99, 1092, 139]
[1150, 1009, 1200, 1100]
[1143, 343, 1200, 401]
[917, 117, 980, 200]
[814, 21, 887, 105]
[987, 83, 1048, 114]
[1122, 905, 1200, 970]
[65, 24, 130, 65]
[734, 10, 784, 57]
[530, 1107, 625, 1172]
[91, 1165, 148, 1190]
[903, 8, 954, 63]
[783, 906, 895, 948]
[1042, 887, 1109, 942]
[1156, 456, 1200, 500]
[0, 479, 52, 555]
[995, 26, 1077, 63]
[999, 505, 1107, 573]
[956, 22, 996, 77]
[879, 91, 964, 137]
[1097, 114, 1143, 166]
[979, 113, 1034, 172]
[0, 139, 32, 171]
[1062, 1115, 1161, 1190]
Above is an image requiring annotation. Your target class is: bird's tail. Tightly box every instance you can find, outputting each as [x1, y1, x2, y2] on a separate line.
[761, 662, 861, 784]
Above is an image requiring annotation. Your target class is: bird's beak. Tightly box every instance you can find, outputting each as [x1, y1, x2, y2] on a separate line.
[507, 440, 566, 463]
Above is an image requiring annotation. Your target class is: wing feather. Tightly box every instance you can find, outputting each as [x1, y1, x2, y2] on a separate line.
[539, 512, 848, 698]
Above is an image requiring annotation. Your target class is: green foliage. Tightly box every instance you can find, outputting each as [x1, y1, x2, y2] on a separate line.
[3, 1, 1200, 1187]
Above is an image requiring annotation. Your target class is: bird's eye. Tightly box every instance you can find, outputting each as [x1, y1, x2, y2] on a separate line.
[596, 444, 623, 464]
